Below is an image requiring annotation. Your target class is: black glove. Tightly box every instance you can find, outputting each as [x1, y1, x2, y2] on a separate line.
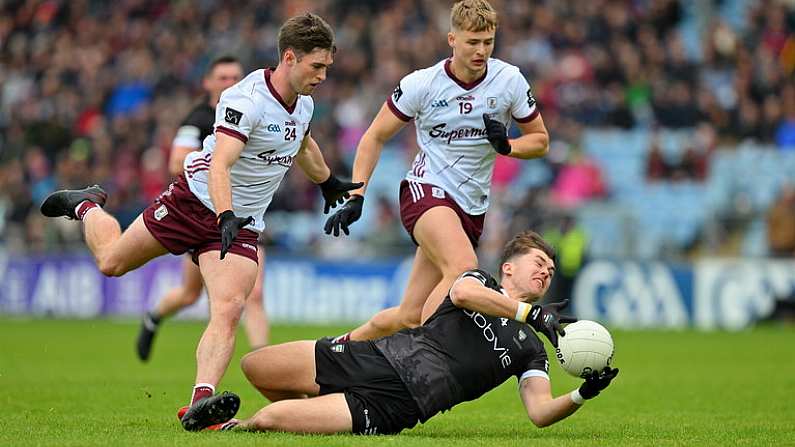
[323, 194, 364, 236]
[482, 113, 511, 155]
[579, 367, 619, 399]
[217, 210, 254, 260]
[318, 174, 364, 214]
[526, 299, 577, 348]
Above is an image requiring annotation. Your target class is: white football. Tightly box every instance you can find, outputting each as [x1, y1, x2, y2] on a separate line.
[555, 320, 614, 378]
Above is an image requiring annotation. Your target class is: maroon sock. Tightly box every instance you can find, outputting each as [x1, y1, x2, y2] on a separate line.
[190, 385, 214, 405]
[75, 200, 99, 220]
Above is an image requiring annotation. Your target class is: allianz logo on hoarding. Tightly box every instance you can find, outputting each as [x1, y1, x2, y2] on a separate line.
[264, 262, 397, 322]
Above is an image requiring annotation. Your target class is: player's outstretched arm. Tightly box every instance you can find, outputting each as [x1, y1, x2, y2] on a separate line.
[519, 376, 580, 427]
[519, 367, 619, 428]
[508, 114, 549, 160]
[349, 102, 408, 197]
[449, 276, 523, 320]
[323, 103, 407, 236]
[449, 275, 576, 347]
[296, 135, 364, 214]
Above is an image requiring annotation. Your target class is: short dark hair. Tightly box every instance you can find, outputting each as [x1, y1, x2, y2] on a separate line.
[206, 55, 242, 76]
[277, 13, 336, 60]
[500, 230, 556, 266]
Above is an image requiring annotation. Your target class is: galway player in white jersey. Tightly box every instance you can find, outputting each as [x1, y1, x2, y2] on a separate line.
[40, 13, 361, 431]
[136, 56, 272, 364]
[326, 0, 550, 342]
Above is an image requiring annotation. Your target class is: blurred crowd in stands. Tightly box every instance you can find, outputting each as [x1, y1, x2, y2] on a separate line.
[2, 0, 795, 269]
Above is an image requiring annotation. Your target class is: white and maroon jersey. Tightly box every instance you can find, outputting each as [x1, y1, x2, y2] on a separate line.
[184, 68, 312, 232]
[386, 58, 539, 215]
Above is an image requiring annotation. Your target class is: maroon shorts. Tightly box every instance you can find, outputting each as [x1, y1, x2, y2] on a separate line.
[399, 180, 485, 248]
[142, 175, 259, 264]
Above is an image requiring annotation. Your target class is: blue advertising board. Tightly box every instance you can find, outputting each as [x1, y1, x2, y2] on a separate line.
[574, 259, 795, 330]
[0, 251, 412, 323]
[2, 251, 793, 329]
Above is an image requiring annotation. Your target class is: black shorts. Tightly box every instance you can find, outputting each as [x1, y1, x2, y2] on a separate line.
[314, 338, 422, 435]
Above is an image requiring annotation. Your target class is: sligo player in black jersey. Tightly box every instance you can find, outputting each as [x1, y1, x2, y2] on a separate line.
[187, 230, 619, 434]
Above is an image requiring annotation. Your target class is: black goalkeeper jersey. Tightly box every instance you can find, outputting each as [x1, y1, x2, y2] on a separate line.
[373, 269, 549, 422]
[173, 100, 215, 149]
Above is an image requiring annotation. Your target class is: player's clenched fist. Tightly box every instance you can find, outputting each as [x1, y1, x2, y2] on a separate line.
[217, 210, 254, 259]
[482, 113, 512, 155]
[324, 194, 364, 236]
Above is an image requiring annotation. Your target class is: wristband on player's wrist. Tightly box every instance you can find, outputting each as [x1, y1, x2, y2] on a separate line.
[514, 302, 532, 322]
[570, 389, 585, 405]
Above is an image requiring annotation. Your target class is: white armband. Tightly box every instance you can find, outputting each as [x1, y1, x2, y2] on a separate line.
[570, 389, 585, 405]
[515, 302, 531, 322]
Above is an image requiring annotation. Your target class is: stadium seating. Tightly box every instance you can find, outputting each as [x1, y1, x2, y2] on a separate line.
[576, 128, 795, 258]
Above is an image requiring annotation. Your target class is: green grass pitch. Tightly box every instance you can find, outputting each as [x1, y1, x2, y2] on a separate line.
[1, 318, 793, 446]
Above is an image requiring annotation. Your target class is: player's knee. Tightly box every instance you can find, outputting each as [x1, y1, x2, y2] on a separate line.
[240, 352, 258, 383]
[252, 408, 281, 431]
[209, 297, 245, 327]
[97, 255, 127, 277]
[245, 284, 264, 307]
[441, 256, 477, 277]
[399, 309, 421, 329]
[371, 310, 402, 333]
[179, 285, 202, 306]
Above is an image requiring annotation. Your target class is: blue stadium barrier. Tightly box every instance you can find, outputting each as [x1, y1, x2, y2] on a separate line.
[4, 252, 793, 330]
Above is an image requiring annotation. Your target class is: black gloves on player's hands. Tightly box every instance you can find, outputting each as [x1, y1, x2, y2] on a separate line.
[527, 299, 577, 348]
[579, 367, 620, 399]
[324, 194, 364, 236]
[482, 113, 511, 155]
[218, 210, 253, 260]
[318, 174, 364, 214]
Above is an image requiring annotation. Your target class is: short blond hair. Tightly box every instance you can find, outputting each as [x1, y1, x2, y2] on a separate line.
[451, 0, 498, 32]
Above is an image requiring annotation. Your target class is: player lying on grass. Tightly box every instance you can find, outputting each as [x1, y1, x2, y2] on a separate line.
[186, 230, 619, 434]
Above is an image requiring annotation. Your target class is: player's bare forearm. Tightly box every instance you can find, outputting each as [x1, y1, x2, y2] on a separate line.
[208, 164, 233, 214]
[520, 377, 580, 428]
[350, 103, 407, 196]
[508, 132, 549, 159]
[449, 277, 522, 320]
[169, 145, 195, 177]
[209, 133, 246, 214]
[296, 136, 331, 184]
[350, 132, 384, 196]
[508, 116, 549, 160]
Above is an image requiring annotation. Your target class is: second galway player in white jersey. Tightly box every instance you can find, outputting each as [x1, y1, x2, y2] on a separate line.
[40, 13, 361, 431]
[392, 56, 537, 215]
[326, 0, 550, 343]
